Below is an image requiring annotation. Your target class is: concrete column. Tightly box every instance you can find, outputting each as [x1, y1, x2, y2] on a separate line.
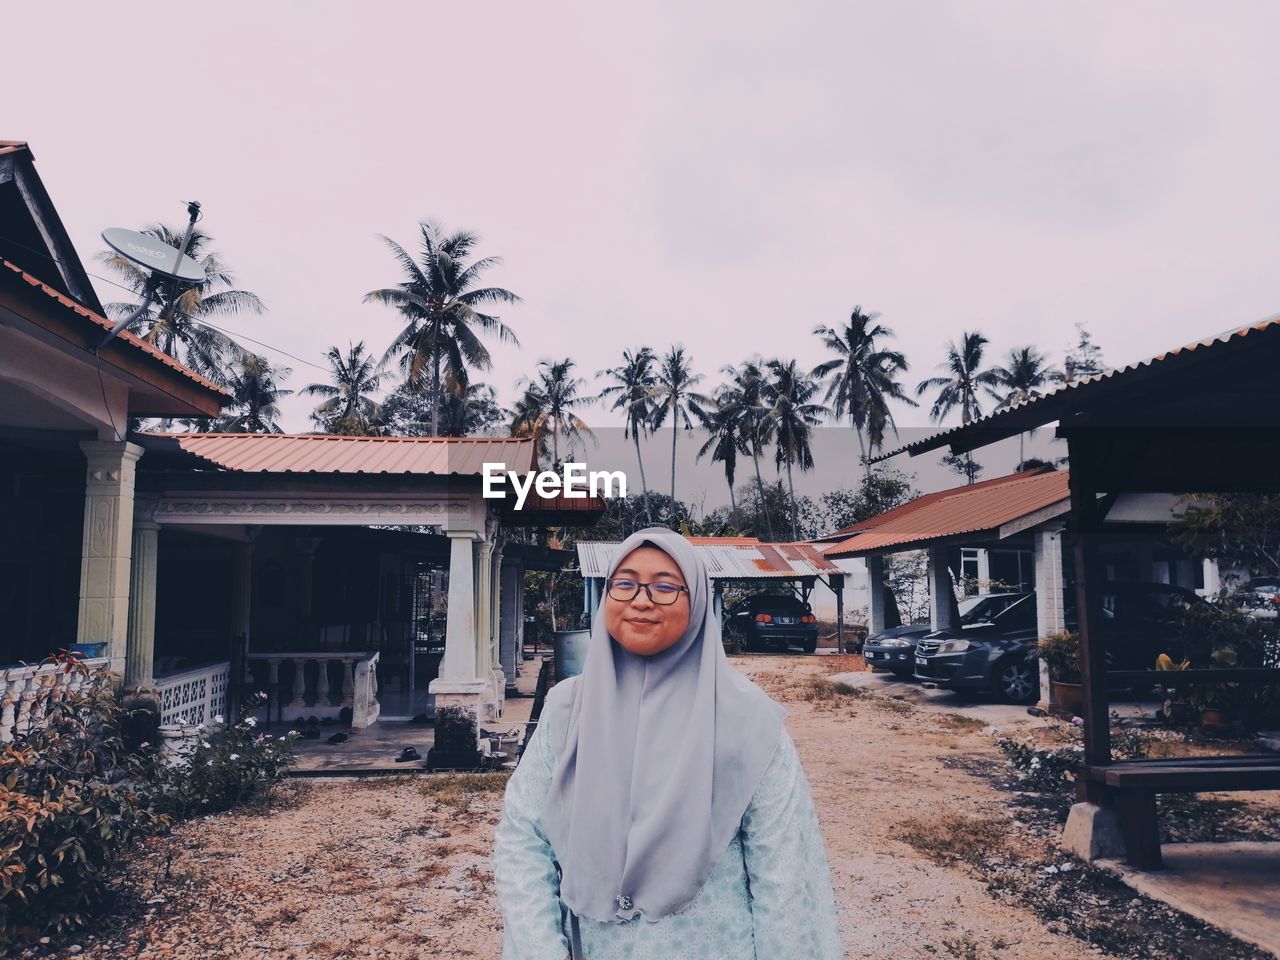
[489, 545, 504, 711]
[928, 545, 956, 633]
[475, 541, 494, 677]
[124, 520, 160, 693]
[1034, 524, 1067, 711]
[713, 581, 724, 625]
[1202, 558, 1221, 595]
[76, 440, 144, 679]
[500, 559, 521, 690]
[438, 532, 479, 681]
[866, 554, 888, 635]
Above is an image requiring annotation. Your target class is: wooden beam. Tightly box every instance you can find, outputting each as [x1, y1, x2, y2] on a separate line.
[1068, 439, 1111, 771]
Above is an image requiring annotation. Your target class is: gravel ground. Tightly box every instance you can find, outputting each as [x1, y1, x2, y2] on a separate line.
[19, 654, 1278, 960]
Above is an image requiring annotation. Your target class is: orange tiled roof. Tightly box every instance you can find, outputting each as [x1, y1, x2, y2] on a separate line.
[153, 432, 538, 476]
[1, 259, 230, 398]
[823, 469, 1071, 558]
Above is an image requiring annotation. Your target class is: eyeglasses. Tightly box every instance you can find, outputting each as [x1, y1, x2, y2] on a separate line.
[606, 578, 689, 605]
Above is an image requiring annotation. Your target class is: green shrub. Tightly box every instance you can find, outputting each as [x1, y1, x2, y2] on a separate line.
[145, 691, 299, 820]
[1, 656, 168, 947]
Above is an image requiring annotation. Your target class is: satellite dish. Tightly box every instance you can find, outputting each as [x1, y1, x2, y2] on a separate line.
[96, 202, 204, 349]
[102, 227, 204, 283]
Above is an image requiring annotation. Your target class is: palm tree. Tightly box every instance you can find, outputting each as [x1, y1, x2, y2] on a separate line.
[596, 347, 658, 519]
[365, 221, 520, 435]
[696, 386, 748, 515]
[302, 342, 389, 436]
[916, 331, 1001, 484]
[722, 358, 776, 539]
[989, 346, 1062, 466]
[99, 224, 263, 384]
[762, 358, 826, 540]
[512, 359, 593, 466]
[213, 351, 292, 433]
[649, 346, 711, 504]
[812, 306, 916, 489]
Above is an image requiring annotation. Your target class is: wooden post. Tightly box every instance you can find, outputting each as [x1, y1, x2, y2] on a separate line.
[1068, 439, 1111, 775]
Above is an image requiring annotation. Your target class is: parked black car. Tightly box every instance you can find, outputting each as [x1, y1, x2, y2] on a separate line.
[862, 593, 1027, 678]
[913, 582, 1214, 704]
[724, 594, 820, 654]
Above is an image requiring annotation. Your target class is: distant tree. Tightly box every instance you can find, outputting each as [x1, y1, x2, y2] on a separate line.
[940, 451, 983, 485]
[562, 492, 694, 542]
[365, 221, 520, 435]
[512, 358, 593, 466]
[381, 376, 505, 436]
[211, 351, 292, 433]
[989, 345, 1061, 465]
[917, 331, 999, 484]
[723, 358, 776, 540]
[762, 358, 826, 540]
[302, 342, 389, 436]
[815, 467, 919, 535]
[1169, 495, 1280, 580]
[1059, 321, 1106, 383]
[99, 224, 263, 384]
[730, 479, 821, 542]
[596, 347, 659, 521]
[812, 306, 916, 489]
[650, 347, 711, 504]
[696, 385, 750, 516]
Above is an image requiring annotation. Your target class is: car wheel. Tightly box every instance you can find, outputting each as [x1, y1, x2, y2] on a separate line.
[802, 639, 817, 655]
[993, 658, 1039, 704]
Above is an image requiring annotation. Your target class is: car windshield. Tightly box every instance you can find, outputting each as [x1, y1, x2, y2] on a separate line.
[959, 595, 1020, 624]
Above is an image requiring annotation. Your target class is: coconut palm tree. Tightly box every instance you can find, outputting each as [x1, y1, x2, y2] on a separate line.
[98, 224, 263, 384]
[213, 351, 292, 433]
[512, 358, 592, 466]
[812, 306, 916, 489]
[696, 386, 748, 516]
[762, 358, 826, 540]
[722, 358, 776, 539]
[989, 346, 1061, 466]
[302, 342, 389, 436]
[596, 347, 658, 519]
[649, 346, 711, 504]
[364, 221, 520, 435]
[916, 331, 1000, 484]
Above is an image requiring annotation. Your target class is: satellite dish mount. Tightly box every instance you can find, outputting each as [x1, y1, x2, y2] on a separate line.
[98, 201, 204, 349]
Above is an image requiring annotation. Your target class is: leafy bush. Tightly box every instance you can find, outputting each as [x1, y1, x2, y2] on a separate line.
[998, 720, 1148, 793]
[1, 656, 168, 947]
[1032, 631, 1082, 683]
[146, 691, 298, 820]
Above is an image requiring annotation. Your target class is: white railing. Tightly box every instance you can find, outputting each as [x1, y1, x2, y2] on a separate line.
[155, 661, 231, 727]
[1, 659, 112, 743]
[247, 651, 380, 729]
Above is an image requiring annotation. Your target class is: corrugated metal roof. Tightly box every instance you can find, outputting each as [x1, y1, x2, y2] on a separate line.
[823, 469, 1071, 558]
[153, 433, 538, 476]
[872, 315, 1280, 463]
[576, 537, 840, 580]
[1, 259, 230, 399]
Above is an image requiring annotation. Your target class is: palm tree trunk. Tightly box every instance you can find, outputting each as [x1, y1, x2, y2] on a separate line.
[670, 406, 678, 503]
[785, 458, 798, 541]
[430, 342, 441, 437]
[727, 471, 737, 515]
[854, 421, 871, 490]
[632, 431, 651, 519]
[751, 447, 775, 540]
[1018, 432, 1025, 469]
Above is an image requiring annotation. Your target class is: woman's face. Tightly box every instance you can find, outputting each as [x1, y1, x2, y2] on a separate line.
[605, 546, 692, 657]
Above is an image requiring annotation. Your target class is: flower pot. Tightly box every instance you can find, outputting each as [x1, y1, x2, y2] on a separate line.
[1050, 679, 1084, 717]
[1199, 707, 1230, 733]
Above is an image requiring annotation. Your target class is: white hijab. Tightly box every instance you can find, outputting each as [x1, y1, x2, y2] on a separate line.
[540, 527, 787, 924]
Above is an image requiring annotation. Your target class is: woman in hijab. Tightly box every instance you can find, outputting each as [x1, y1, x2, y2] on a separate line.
[494, 527, 841, 960]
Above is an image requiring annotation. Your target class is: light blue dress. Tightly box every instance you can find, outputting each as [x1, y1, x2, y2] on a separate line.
[493, 680, 843, 960]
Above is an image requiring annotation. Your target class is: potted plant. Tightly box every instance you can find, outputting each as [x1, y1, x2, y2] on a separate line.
[1192, 646, 1239, 733]
[1034, 631, 1082, 716]
[1154, 653, 1194, 725]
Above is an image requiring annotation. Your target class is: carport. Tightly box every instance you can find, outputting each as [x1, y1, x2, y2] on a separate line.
[871, 317, 1280, 875]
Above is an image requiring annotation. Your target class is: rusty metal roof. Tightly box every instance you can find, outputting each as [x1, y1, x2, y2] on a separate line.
[872, 315, 1280, 463]
[1, 259, 230, 399]
[576, 537, 840, 580]
[823, 469, 1071, 558]
[151, 433, 538, 476]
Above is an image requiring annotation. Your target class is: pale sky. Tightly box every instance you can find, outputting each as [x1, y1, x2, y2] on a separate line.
[9, 0, 1280, 466]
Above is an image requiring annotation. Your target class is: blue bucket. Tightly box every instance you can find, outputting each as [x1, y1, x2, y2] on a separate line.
[553, 629, 591, 680]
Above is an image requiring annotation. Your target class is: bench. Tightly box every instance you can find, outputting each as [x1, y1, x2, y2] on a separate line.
[1081, 756, 1280, 868]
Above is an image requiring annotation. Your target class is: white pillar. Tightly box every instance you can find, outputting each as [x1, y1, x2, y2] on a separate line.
[438, 532, 479, 681]
[499, 559, 521, 688]
[866, 554, 888, 635]
[928, 546, 955, 633]
[124, 520, 160, 693]
[475, 541, 494, 676]
[1202, 558, 1221, 595]
[1034, 524, 1067, 711]
[76, 440, 144, 680]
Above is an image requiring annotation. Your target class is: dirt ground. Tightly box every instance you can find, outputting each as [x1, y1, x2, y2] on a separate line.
[20, 655, 1278, 960]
